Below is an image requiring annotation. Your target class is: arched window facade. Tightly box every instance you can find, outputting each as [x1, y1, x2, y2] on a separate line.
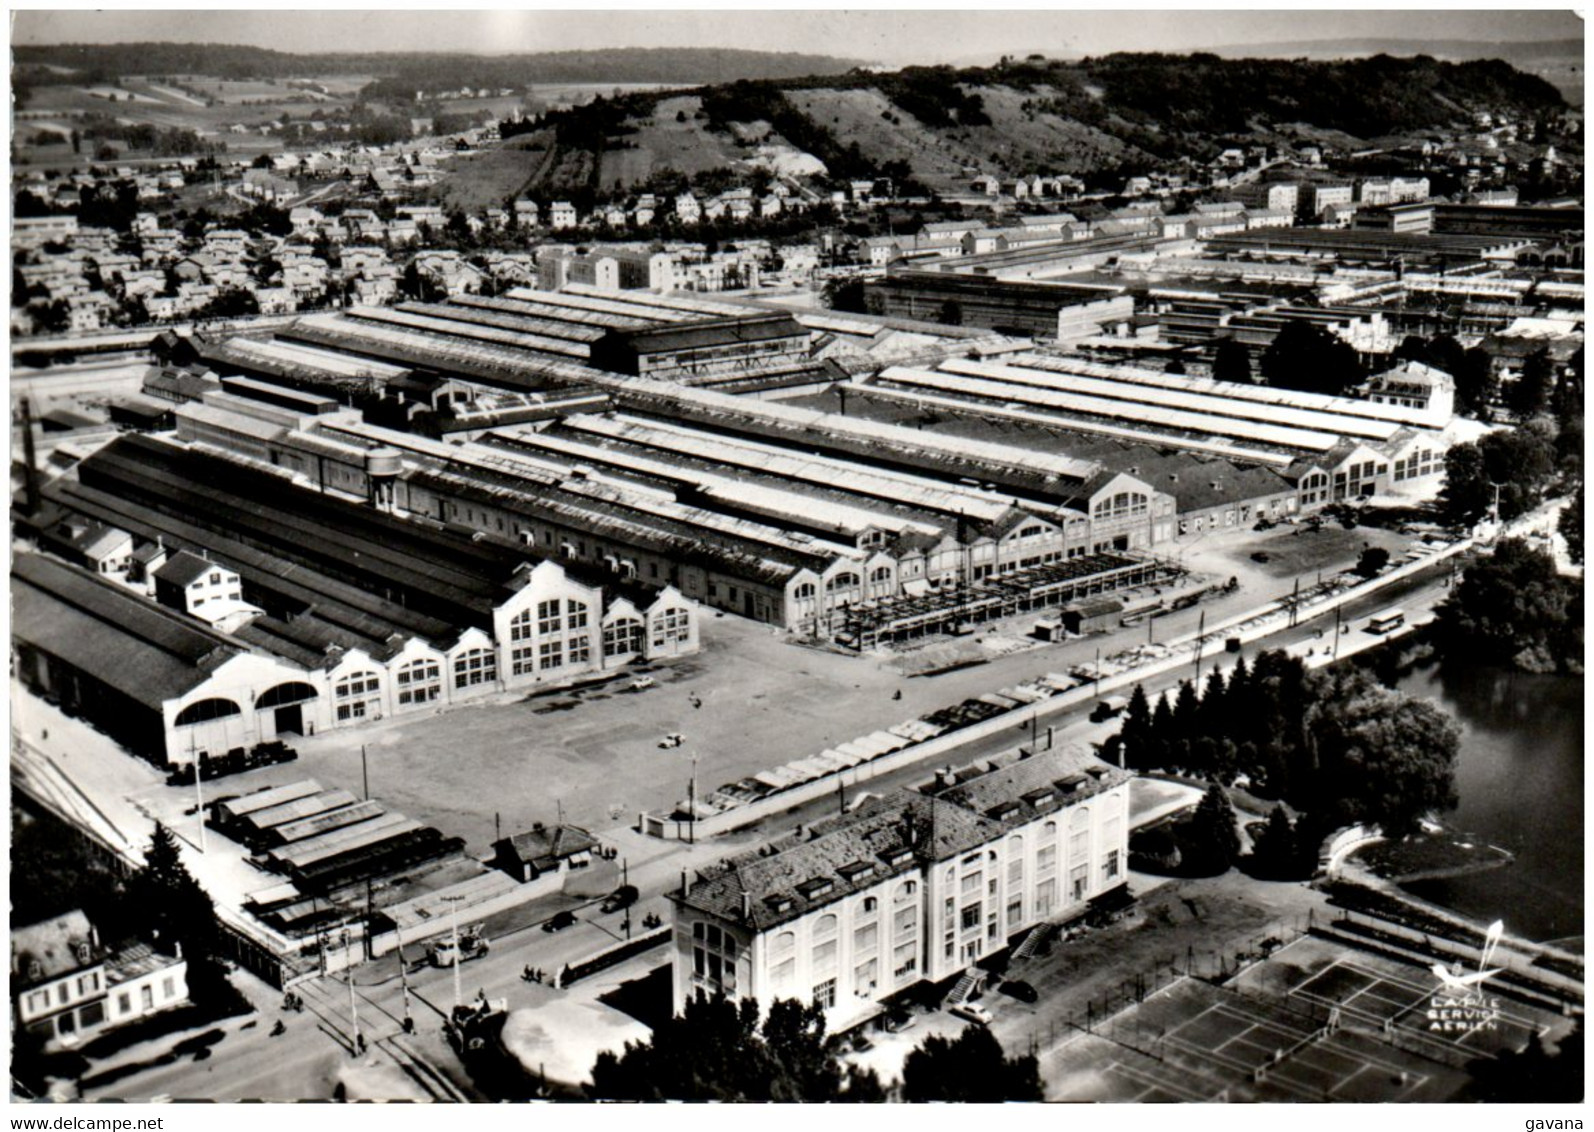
[453, 647, 497, 689]
[770, 930, 797, 991]
[174, 698, 241, 727]
[825, 571, 860, 594]
[395, 657, 442, 706]
[334, 671, 382, 722]
[254, 682, 318, 710]
[602, 616, 645, 659]
[508, 609, 536, 676]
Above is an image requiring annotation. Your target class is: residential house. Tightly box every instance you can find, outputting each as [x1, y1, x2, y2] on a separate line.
[549, 201, 579, 231]
[12, 910, 189, 1050]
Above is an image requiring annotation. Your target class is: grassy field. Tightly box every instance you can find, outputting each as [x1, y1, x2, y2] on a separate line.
[596, 94, 747, 190]
[435, 133, 557, 212]
[792, 81, 1141, 187]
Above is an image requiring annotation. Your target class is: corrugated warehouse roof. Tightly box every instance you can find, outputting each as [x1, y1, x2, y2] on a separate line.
[597, 312, 807, 355]
[493, 426, 943, 540]
[282, 316, 595, 393]
[939, 357, 1404, 441]
[554, 413, 1017, 524]
[73, 435, 533, 629]
[49, 478, 457, 657]
[604, 378, 1101, 488]
[393, 301, 608, 344]
[1014, 350, 1442, 429]
[345, 305, 591, 360]
[877, 366, 1343, 453]
[13, 553, 242, 710]
[842, 383, 1296, 468]
[447, 292, 659, 332]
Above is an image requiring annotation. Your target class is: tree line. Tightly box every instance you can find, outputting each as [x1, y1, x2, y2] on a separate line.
[1111, 649, 1461, 873]
[588, 991, 1041, 1101]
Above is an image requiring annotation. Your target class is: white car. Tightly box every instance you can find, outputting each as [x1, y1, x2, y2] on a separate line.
[630, 676, 657, 691]
[949, 1002, 993, 1026]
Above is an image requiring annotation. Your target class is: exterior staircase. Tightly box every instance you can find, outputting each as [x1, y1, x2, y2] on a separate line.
[1011, 922, 1057, 964]
[943, 968, 984, 1007]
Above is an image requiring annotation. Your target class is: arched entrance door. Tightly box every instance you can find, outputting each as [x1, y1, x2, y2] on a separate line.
[254, 682, 319, 737]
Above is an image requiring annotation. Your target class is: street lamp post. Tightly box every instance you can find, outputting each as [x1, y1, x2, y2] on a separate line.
[396, 937, 413, 1033]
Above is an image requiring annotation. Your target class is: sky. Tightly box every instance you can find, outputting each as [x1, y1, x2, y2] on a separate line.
[9, 8, 1585, 64]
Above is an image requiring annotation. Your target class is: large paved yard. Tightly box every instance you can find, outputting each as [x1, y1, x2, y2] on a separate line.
[270, 518, 1425, 854]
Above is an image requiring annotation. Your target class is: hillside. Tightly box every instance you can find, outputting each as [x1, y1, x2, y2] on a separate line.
[462, 51, 1571, 205]
[11, 43, 866, 93]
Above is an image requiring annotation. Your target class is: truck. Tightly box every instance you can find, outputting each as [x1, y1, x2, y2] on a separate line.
[429, 925, 489, 968]
[1089, 696, 1129, 724]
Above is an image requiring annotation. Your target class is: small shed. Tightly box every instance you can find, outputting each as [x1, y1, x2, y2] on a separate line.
[491, 824, 597, 883]
[1060, 598, 1125, 636]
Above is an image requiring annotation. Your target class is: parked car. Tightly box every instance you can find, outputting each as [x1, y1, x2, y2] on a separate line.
[999, 980, 1038, 1004]
[542, 910, 578, 933]
[1250, 551, 1271, 563]
[601, 885, 639, 914]
[630, 676, 657, 691]
[884, 1008, 917, 1034]
[949, 1002, 994, 1026]
[1253, 518, 1274, 531]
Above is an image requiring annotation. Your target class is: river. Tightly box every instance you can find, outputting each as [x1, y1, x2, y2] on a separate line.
[1389, 656, 1584, 945]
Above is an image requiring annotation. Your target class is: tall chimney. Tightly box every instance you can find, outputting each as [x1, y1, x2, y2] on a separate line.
[680, 868, 689, 897]
[19, 397, 41, 516]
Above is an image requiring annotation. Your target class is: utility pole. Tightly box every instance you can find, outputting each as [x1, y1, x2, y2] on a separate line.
[687, 753, 698, 846]
[1193, 609, 1206, 680]
[1094, 646, 1102, 698]
[396, 937, 413, 1033]
[191, 732, 206, 853]
[360, 744, 370, 801]
[442, 894, 465, 1013]
[345, 930, 362, 1054]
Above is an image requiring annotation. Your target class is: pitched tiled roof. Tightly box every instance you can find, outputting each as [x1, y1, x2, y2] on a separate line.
[12, 910, 98, 988]
[497, 824, 597, 870]
[153, 549, 216, 588]
[931, 746, 1130, 827]
[674, 792, 1002, 932]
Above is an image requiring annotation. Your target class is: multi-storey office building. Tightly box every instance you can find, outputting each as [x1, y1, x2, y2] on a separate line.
[668, 746, 1131, 1033]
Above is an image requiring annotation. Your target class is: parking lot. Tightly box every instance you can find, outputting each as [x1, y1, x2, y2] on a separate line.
[267, 519, 1426, 853]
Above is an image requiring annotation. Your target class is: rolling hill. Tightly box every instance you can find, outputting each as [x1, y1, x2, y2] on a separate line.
[11, 43, 867, 91]
[463, 51, 1573, 206]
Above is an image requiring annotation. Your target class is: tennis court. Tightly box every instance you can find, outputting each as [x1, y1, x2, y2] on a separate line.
[1288, 958, 1545, 1055]
[1078, 975, 1452, 1102]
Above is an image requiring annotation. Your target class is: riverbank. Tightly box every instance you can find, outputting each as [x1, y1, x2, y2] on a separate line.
[1354, 828, 1514, 885]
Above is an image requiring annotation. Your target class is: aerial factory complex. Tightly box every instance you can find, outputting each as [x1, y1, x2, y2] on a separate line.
[9, 19, 1584, 1105]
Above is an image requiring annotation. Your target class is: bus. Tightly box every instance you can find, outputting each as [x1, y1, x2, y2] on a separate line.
[1366, 608, 1406, 635]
